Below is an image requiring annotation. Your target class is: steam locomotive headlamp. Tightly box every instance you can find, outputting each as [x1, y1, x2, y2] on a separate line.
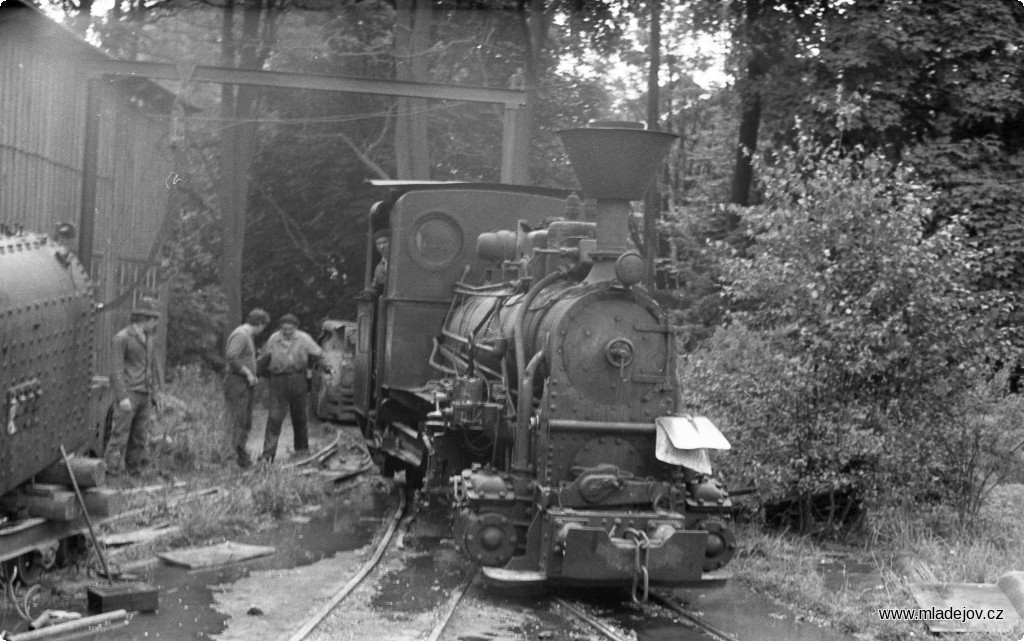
[614, 251, 645, 286]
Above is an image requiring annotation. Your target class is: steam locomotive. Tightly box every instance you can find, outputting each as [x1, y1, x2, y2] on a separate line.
[0, 228, 107, 572]
[354, 124, 736, 598]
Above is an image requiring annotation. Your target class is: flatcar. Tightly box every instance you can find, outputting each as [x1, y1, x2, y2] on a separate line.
[353, 123, 735, 600]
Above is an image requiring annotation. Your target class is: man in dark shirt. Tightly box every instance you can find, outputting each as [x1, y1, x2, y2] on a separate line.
[105, 297, 162, 477]
[224, 308, 270, 468]
[357, 229, 389, 301]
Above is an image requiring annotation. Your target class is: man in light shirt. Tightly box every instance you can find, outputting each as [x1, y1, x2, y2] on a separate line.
[257, 313, 328, 462]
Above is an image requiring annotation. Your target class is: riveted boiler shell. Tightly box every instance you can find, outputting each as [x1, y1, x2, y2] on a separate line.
[0, 234, 97, 494]
[532, 288, 673, 421]
[558, 298, 664, 406]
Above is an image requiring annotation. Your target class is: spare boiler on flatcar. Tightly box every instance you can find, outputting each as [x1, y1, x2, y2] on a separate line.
[0, 227, 108, 573]
[0, 229, 105, 492]
[353, 123, 735, 600]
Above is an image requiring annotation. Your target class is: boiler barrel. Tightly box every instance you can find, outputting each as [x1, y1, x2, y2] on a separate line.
[0, 234, 97, 494]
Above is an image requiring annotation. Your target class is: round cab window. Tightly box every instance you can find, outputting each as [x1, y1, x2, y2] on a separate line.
[409, 212, 463, 270]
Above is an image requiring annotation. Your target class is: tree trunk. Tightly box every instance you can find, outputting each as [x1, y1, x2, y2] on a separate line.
[729, 0, 766, 206]
[219, 0, 275, 332]
[729, 80, 761, 206]
[642, 0, 661, 289]
[394, 0, 431, 180]
[219, 0, 241, 329]
[510, 0, 553, 185]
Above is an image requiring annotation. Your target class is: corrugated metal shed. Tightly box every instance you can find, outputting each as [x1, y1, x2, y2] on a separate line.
[0, 2, 175, 377]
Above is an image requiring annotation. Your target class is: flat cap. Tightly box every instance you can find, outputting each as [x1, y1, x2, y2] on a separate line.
[131, 297, 161, 318]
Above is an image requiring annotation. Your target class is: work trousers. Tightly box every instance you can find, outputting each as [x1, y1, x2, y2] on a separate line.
[262, 371, 309, 461]
[104, 390, 152, 474]
[224, 374, 255, 464]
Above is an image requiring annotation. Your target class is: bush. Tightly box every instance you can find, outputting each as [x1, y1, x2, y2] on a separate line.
[153, 365, 231, 472]
[680, 136, 1015, 532]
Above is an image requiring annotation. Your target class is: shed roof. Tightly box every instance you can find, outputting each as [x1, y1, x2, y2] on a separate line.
[0, 0, 187, 114]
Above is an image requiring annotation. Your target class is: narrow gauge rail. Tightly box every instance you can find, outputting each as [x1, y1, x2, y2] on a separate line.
[286, 487, 477, 641]
[554, 592, 743, 641]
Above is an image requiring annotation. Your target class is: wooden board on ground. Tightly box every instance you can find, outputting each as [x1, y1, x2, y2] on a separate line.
[158, 541, 276, 569]
[909, 572, 1024, 634]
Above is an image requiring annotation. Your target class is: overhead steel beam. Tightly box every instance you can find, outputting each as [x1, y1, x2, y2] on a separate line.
[78, 59, 527, 107]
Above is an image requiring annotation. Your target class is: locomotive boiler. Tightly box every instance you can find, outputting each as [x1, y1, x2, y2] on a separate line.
[354, 124, 735, 599]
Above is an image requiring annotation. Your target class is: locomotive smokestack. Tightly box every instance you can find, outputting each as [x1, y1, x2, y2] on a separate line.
[558, 123, 677, 281]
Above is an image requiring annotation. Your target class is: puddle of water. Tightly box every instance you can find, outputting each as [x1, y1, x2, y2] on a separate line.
[674, 580, 857, 641]
[0, 483, 391, 640]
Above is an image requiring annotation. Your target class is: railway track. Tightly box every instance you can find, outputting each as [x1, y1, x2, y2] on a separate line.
[287, 486, 480, 641]
[554, 592, 743, 641]
[283, 482, 742, 641]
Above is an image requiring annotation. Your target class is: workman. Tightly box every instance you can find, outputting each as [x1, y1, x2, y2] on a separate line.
[258, 313, 329, 462]
[105, 297, 163, 477]
[224, 308, 270, 469]
[356, 228, 390, 301]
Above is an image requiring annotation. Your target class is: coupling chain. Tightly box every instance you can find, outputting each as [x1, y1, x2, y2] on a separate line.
[624, 527, 650, 604]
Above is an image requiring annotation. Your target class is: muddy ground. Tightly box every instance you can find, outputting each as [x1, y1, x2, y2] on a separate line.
[5, 413, 867, 641]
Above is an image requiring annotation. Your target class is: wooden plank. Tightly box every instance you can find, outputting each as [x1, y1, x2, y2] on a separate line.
[82, 488, 124, 518]
[0, 491, 81, 521]
[158, 542, 275, 570]
[36, 457, 106, 488]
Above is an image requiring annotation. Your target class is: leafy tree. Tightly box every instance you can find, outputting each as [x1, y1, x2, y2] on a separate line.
[679, 136, 1011, 532]
[800, 0, 1024, 358]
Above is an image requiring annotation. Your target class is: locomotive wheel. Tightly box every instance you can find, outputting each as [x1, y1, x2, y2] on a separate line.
[380, 454, 398, 478]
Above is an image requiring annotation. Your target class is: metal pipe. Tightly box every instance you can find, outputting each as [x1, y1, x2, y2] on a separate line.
[60, 446, 112, 584]
[548, 419, 655, 434]
[8, 609, 128, 641]
[78, 79, 100, 275]
[513, 268, 568, 415]
[513, 350, 545, 472]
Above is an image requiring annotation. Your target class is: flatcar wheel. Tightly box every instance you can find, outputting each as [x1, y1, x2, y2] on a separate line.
[57, 534, 88, 566]
[3, 553, 41, 586]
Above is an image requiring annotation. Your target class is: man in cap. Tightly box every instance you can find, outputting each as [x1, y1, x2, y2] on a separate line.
[224, 308, 271, 468]
[105, 297, 163, 477]
[258, 314, 328, 462]
[356, 229, 390, 301]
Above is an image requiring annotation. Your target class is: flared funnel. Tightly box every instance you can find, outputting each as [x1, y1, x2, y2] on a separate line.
[558, 124, 678, 200]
